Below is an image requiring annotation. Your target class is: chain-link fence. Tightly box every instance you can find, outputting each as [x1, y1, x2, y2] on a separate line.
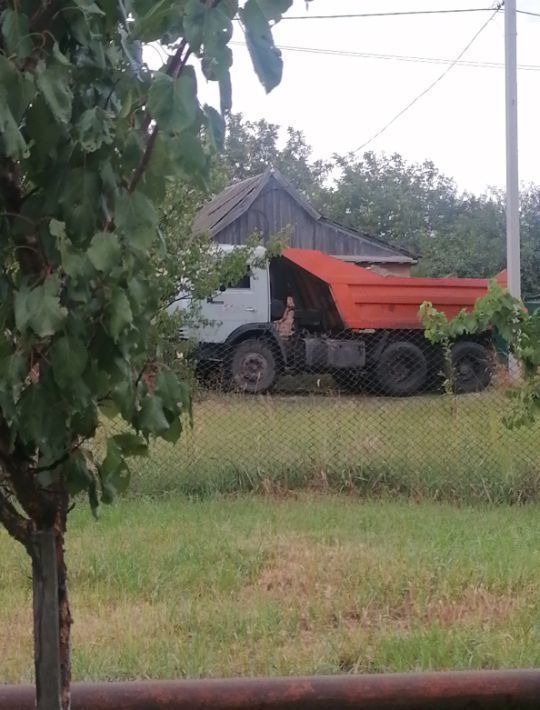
[102, 330, 540, 505]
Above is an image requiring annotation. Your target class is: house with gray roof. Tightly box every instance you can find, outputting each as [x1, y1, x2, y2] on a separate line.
[193, 167, 417, 276]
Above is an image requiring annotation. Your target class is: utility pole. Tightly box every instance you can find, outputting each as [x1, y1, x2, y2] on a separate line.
[505, 0, 521, 299]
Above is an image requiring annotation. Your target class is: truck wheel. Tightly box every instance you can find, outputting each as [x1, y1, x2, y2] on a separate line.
[376, 341, 428, 396]
[229, 339, 277, 394]
[450, 341, 492, 394]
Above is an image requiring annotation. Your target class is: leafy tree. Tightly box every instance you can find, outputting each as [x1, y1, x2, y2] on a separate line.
[324, 152, 480, 259]
[0, 0, 294, 706]
[521, 186, 540, 297]
[324, 152, 539, 293]
[416, 191, 505, 280]
[221, 113, 330, 202]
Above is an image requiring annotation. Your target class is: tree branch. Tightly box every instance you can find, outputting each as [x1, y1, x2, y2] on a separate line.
[0, 487, 33, 550]
[31, 439, 85, 474]
[128, 45, 193, 194]
[30, 1, 59, 33]
[128, 125, 159, 194]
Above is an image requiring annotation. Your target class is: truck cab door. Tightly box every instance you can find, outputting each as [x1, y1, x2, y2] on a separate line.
[196, 264, 270, 343]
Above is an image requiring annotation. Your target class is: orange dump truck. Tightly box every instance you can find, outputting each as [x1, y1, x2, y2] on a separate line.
[185, 247, 505, 396]
[282, 248, 506, 331]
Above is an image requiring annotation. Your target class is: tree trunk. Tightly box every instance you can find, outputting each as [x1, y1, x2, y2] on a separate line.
[31, 508, 72, 710]
[56, 522, 72, 710]
[32, 530, 61, 710]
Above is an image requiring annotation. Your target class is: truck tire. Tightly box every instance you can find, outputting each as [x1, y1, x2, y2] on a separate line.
[228, 339, 277, 394]
[376, 341, 428, 396]
[450, 341, 492, 394]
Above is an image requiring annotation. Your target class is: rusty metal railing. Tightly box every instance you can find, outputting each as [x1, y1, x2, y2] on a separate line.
[1, 671, 540, 709]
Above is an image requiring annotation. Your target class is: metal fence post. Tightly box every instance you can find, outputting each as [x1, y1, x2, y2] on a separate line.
[31, 530, 61, 710]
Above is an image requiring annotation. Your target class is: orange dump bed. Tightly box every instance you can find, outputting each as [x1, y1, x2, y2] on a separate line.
[282, 248, 507, 331]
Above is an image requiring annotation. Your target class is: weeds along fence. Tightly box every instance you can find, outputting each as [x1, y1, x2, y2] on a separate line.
[102, 332, 540, 504]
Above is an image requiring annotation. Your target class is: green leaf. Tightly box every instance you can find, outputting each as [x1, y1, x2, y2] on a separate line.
[0, 103, 28, 159]
[60, 168, 101, 238]
[52, 41, 71, 66]
[160, 415, 182, 444]
[72, 404, 99, 439]
[118, 89, 133, 119]
[88, 477, 100, 518]
[112, 432, 149, 457]
[0, 350, 26, 419]
[63, 249, 91, 282]
[155, 368, 189, 413]
[64, 451, 94, 496]
[53, 222, 93, 283]
[0, 55, 33, 158]
[18, 375, 69, 458]
[76, 107, 114, 152]
[14, 276, 67, 338]
[100, 159, 119, 196]
[201, 44, 233, 83]
[122, 130, 145, 171]
[148, 68, 199, 134]
[87, 232, 122, 272]
[108, 288, 133, 341]
[204, 105, 225, 151]
[110, 379, 136, 420]
[219, 71, 232, 114]
[50, 219, 66, 240]
[74, 0, 106, 15]
[185, 0, 234, 70]
[0, 55, 35, 121]
[240, 0, 284, 92]
[24, 94, 61, 166]
[183, 0, 205, 51]
[1, 9, 32, 59]
[138, 395, 170, 436]
[50, 336, 88, 389]
[127, 275, 154, 317]
[115, 190, 158, 249]
[131, 0, 173, 41]
[36, 63, 73, 124]
[99, 439, 130, 499]
[169, 131, 209, 182]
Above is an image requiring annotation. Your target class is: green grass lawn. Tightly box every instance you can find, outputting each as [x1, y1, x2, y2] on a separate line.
[112, 389, 540, 504]
[2, 495, 540, 682]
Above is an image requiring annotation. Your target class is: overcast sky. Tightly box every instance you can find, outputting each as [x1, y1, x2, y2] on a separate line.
[148, 1, 540, 194]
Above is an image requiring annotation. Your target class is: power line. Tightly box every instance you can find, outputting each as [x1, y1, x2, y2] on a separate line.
[230, 41, 540, 72]
[517, 9, 540, 18]
[270, 8, 497, 20]
[231, 4, 537, 22]
[352, 5, 502, 154]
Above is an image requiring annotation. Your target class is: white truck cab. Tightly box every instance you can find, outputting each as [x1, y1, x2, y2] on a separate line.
[183, 245, 271, 344]
[170, 245, 285, 393]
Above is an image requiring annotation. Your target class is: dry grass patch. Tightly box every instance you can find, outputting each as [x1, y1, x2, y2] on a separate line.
[250, 537, 523, 637]
[73, 600, 171, 650]
[420, 586, 518, 629]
